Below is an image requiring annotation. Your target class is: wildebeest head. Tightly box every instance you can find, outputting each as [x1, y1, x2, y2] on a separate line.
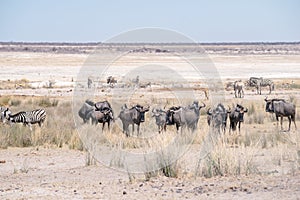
[235, 104, 248, 122]
[166, 106, 181, 125]
[95, 100, 112, 112]
[264, 97, 285, 113]
[134, 104, 149, 122]
[207, 104, 229, 129]
[152, 108, 165, 117]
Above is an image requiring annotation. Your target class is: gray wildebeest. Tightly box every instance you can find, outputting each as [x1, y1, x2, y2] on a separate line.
[265, 97, 297, 131]
[228, 104, 248, 133]
[234, 80, 244, 98]
[166, 101, 206, 132]
[78, 100, 95, 123]
[152, 108, 167, 133]
[207, 103, 229, 133]
[95, 100, 114, 116]
[78, 100, 114, 124]
[118, 104, 149, 137]
[248, 77, 274, 95]
[86, 109, 114, 130]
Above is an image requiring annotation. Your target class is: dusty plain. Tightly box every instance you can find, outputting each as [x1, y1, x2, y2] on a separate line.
[0, 43, 300, 199]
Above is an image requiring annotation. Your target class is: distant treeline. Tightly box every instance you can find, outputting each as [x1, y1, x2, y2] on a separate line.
[0, 41, 300, 55]
[0, 41, 300, 46]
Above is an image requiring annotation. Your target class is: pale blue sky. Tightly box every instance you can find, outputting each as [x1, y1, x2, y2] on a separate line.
[0, 0, 299, 42]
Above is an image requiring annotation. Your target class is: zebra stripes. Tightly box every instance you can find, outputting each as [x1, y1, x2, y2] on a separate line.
[0, 107, 11, 123]
[9, 108, 46, 130]
[248, 77, 274, 95]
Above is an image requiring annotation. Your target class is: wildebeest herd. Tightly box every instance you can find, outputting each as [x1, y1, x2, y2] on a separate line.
[75, 97, 296, 136]
[0, 77, 297, 134]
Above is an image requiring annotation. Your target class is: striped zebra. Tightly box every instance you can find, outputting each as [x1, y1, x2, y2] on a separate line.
[8, 109, 46, 130]
[0, 107, 11, 123]
[248, 77, 274, 95]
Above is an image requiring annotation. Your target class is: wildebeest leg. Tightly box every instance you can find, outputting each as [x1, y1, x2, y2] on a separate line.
[292, 115, 297, 130]
[235, 89, 237, 98]
[176, 123, 180, 133]
[275, 115, 279, 129]
[102, 122, 105, 131]
[122, 123, 128, 136]
[287, 116, 291, 131]
[107, 121, 110, 132]
[132, 124, 135, 135]
[241, 89, 244, 98]
[137, 124, 140, 135]
[280, 116, 283, 130]
[238, 121, 241, 133]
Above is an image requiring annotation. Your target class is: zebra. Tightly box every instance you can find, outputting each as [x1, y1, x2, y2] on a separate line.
[233, 80, 244, 98]
[8, 109, 46, 131]
[248, 77, 274, 95]
[0, 107, 11, 123]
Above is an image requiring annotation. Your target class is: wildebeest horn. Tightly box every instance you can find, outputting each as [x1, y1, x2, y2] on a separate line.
[200, 102, 206, 108]
[227, 106, 231, 113]
[244, 108, 248, 113]
[264, 96, 268, 102]
[206, 108, 212, 115]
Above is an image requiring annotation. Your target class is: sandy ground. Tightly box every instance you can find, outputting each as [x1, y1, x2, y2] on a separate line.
[0, 147, 300, 199]
[1, 44, 300, 199]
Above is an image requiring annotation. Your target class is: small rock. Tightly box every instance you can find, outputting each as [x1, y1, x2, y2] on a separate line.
[123, 191, 127, 195]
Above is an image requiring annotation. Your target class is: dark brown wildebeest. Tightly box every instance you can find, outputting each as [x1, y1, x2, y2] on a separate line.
[228, 104, 248, 133]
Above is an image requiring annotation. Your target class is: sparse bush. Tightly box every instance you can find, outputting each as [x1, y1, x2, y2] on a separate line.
[0, 96, 11, 106]
[10, 99, 22, 107]
[37, 98, 59, 107]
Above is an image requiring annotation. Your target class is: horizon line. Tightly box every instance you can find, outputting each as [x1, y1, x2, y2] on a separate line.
[0, 41, 300, 45]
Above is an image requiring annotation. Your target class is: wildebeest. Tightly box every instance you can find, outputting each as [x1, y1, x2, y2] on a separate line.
[207, 103, 229, 132]
[118, 104, 149, 137]
[166, 101, 206, 132]
[78, 100, 114, 124]
[265, 97, 297, 131]
[8, 109, 46, 131]
[234, 80, 244, 98]
[248, 77, 274, 95]
[78, 100, 95, 123]
[95, 100, 114, 116]
[107, 76, 117, 87]
[152, 108, 167, 133]
[228, 104, 248, 133]
[86, 108, 114, 130]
